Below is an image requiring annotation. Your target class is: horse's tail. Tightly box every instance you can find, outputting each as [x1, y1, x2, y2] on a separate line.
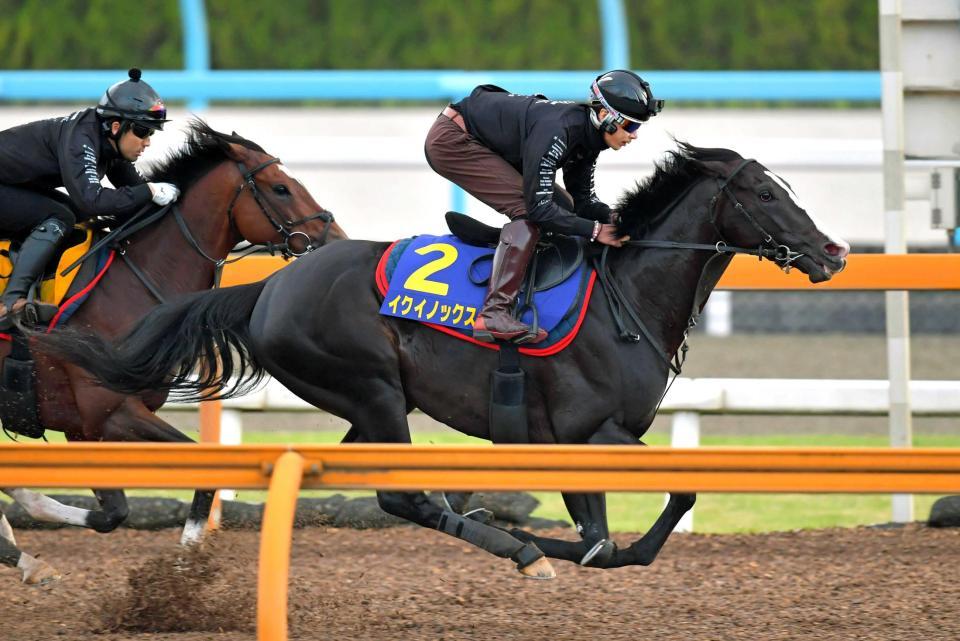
[35, 281, 268, 402]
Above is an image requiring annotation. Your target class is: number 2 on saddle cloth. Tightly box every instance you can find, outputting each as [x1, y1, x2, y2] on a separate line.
[376, 233, 597, 357]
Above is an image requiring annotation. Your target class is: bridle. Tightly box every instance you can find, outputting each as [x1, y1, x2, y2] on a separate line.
[707, 158, 806, 272]
[64, 155, 337, 305]
[593, 157, 808, 379]
[225, 157, 336, 259]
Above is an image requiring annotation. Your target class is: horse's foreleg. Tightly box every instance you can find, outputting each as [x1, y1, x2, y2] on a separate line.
[605, 492, 696, 567]
[180, 490, 215, 547]
[377, 490, 555, 579]
[100, 398, 214, 547]
[512, 492, 616, 566]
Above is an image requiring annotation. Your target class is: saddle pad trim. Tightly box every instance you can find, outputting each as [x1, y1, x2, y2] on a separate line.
[46, 250, 116, 332]
[375, 240, 595, 357]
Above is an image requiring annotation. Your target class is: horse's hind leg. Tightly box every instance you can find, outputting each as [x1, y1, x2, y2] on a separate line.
[375, 490, 554, 578]
[0, 523, 60, 585]
[0, 510, 17, 545]
[268, 358, 556, 578]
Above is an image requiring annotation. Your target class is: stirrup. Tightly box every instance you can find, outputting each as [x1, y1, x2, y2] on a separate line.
[0, 299, 28, 331]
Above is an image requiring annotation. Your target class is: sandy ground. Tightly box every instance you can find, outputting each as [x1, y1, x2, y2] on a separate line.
[1, 525, 958, 641]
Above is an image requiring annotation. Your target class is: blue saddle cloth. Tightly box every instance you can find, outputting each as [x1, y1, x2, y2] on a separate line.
[378, 234, 590, 348]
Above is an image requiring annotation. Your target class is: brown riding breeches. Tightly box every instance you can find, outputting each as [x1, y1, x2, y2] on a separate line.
[424, 113, 573, 220]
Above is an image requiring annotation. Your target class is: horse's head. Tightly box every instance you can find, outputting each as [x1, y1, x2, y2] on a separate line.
[148, 119, 347, 257]
[691, 145, 849, 282]
[219, 138, 348, 256]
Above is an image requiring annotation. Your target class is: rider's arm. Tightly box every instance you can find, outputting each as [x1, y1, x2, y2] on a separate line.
[563, 153, 613, 223]
[106, 158, 147, 189]
[521, 126, 597, 238]
[59, 127, 151, 218]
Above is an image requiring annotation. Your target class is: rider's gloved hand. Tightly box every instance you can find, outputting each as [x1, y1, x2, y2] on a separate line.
[592, 222, 630, 248]
[149, 182, 181, 206]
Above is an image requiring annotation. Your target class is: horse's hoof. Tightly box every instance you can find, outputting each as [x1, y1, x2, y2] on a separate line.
[518, 556, 556, 580]
[21, 559, 61, 585]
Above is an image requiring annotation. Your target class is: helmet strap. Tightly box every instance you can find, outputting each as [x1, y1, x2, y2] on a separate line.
[589, 107, 619, 135]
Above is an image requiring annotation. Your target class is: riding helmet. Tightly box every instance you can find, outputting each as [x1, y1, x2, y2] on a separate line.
[96, 68, 170, 130]
[590, 70, 663, 123]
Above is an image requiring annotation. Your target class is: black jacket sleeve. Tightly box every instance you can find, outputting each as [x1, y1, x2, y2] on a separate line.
[521, 124, 597, 237]
[562, 152, 612, 223]
[107, 158, 147, 190]
[59, 124, 151, 218]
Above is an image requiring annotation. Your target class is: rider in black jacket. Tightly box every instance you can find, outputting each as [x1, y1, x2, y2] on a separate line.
[425, 70, 662, 343]
[0, 68, 180, 325]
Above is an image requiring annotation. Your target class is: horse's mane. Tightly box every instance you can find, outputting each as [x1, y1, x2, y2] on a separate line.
[145, 118, 266, 190]
[616, 142, 742, 238]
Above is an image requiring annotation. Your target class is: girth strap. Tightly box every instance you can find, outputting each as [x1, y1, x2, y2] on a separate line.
[117, 250, 167, 304]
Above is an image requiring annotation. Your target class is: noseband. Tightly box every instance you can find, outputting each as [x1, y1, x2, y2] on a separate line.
[226, 157, 335, 258]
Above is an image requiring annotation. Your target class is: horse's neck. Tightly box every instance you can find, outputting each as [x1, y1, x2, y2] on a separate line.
[610, 180, 733, 358]
[83, 165, 240, 335]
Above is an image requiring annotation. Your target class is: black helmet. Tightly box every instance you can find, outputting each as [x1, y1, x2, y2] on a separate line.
[590, 70, 663, 123]
[96, 68, 169, 131]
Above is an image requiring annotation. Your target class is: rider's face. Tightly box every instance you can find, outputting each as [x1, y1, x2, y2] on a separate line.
[111, 122, 152, 162]
[600, 109, 639, 151]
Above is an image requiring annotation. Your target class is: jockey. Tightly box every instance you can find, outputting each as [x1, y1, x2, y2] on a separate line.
[425, 69, 662, 344]
[0, 67, 180, 324]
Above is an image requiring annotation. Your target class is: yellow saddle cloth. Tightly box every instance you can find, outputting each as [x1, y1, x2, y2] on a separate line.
[0, 228, 94, 308]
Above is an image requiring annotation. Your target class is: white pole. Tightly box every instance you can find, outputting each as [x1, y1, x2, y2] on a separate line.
[669, 411, 701, 532]
[704, 290, 733, 337]
[879, 0, 914, 522]
[219, 409, 244, 501]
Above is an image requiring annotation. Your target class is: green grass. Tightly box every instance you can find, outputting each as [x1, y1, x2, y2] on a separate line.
[31, 430, 959, 534]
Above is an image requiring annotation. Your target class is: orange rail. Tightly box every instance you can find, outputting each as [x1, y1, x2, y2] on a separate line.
[2, 442, 960, 641]
[219, 253, 960, 291]
[3, 443, 960, 494]
[257, 452, 304, 641]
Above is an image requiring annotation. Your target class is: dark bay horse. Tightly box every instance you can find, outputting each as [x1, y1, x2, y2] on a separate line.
[0, 119, 345, 583]
[38, 143, 848, 579]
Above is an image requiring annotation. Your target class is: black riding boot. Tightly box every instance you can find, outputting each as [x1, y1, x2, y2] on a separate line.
[0, 218, 66, 327]
[472, 219, 547, 344]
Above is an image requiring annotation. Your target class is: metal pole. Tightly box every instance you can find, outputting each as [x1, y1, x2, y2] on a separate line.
[598, 0, 630, 69]
[179, 0, 210, 112]
[257, 451, 305, 641]
[879, 0, 913, 523]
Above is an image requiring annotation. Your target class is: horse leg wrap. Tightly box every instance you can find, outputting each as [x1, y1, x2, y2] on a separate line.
[438, 510, 544, 568]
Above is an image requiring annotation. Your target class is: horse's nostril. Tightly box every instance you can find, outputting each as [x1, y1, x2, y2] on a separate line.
[824, 242, 849, 258]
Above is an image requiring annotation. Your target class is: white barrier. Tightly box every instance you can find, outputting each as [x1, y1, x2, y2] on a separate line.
[163, 376, 960, 417]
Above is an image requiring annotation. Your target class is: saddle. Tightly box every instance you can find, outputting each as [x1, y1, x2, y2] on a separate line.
[0, 226, 96, 323]
[444, 211, 585, 292]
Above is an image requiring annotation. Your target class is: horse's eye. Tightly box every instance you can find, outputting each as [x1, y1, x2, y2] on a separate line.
[759, 191, 773, 202]
[273, 184, 290, 196]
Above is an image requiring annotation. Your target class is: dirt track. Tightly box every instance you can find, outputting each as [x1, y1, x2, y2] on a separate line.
[1, 524, 957, 641]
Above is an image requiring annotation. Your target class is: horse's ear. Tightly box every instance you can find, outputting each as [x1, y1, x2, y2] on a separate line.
[223, 142, 249, 163]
